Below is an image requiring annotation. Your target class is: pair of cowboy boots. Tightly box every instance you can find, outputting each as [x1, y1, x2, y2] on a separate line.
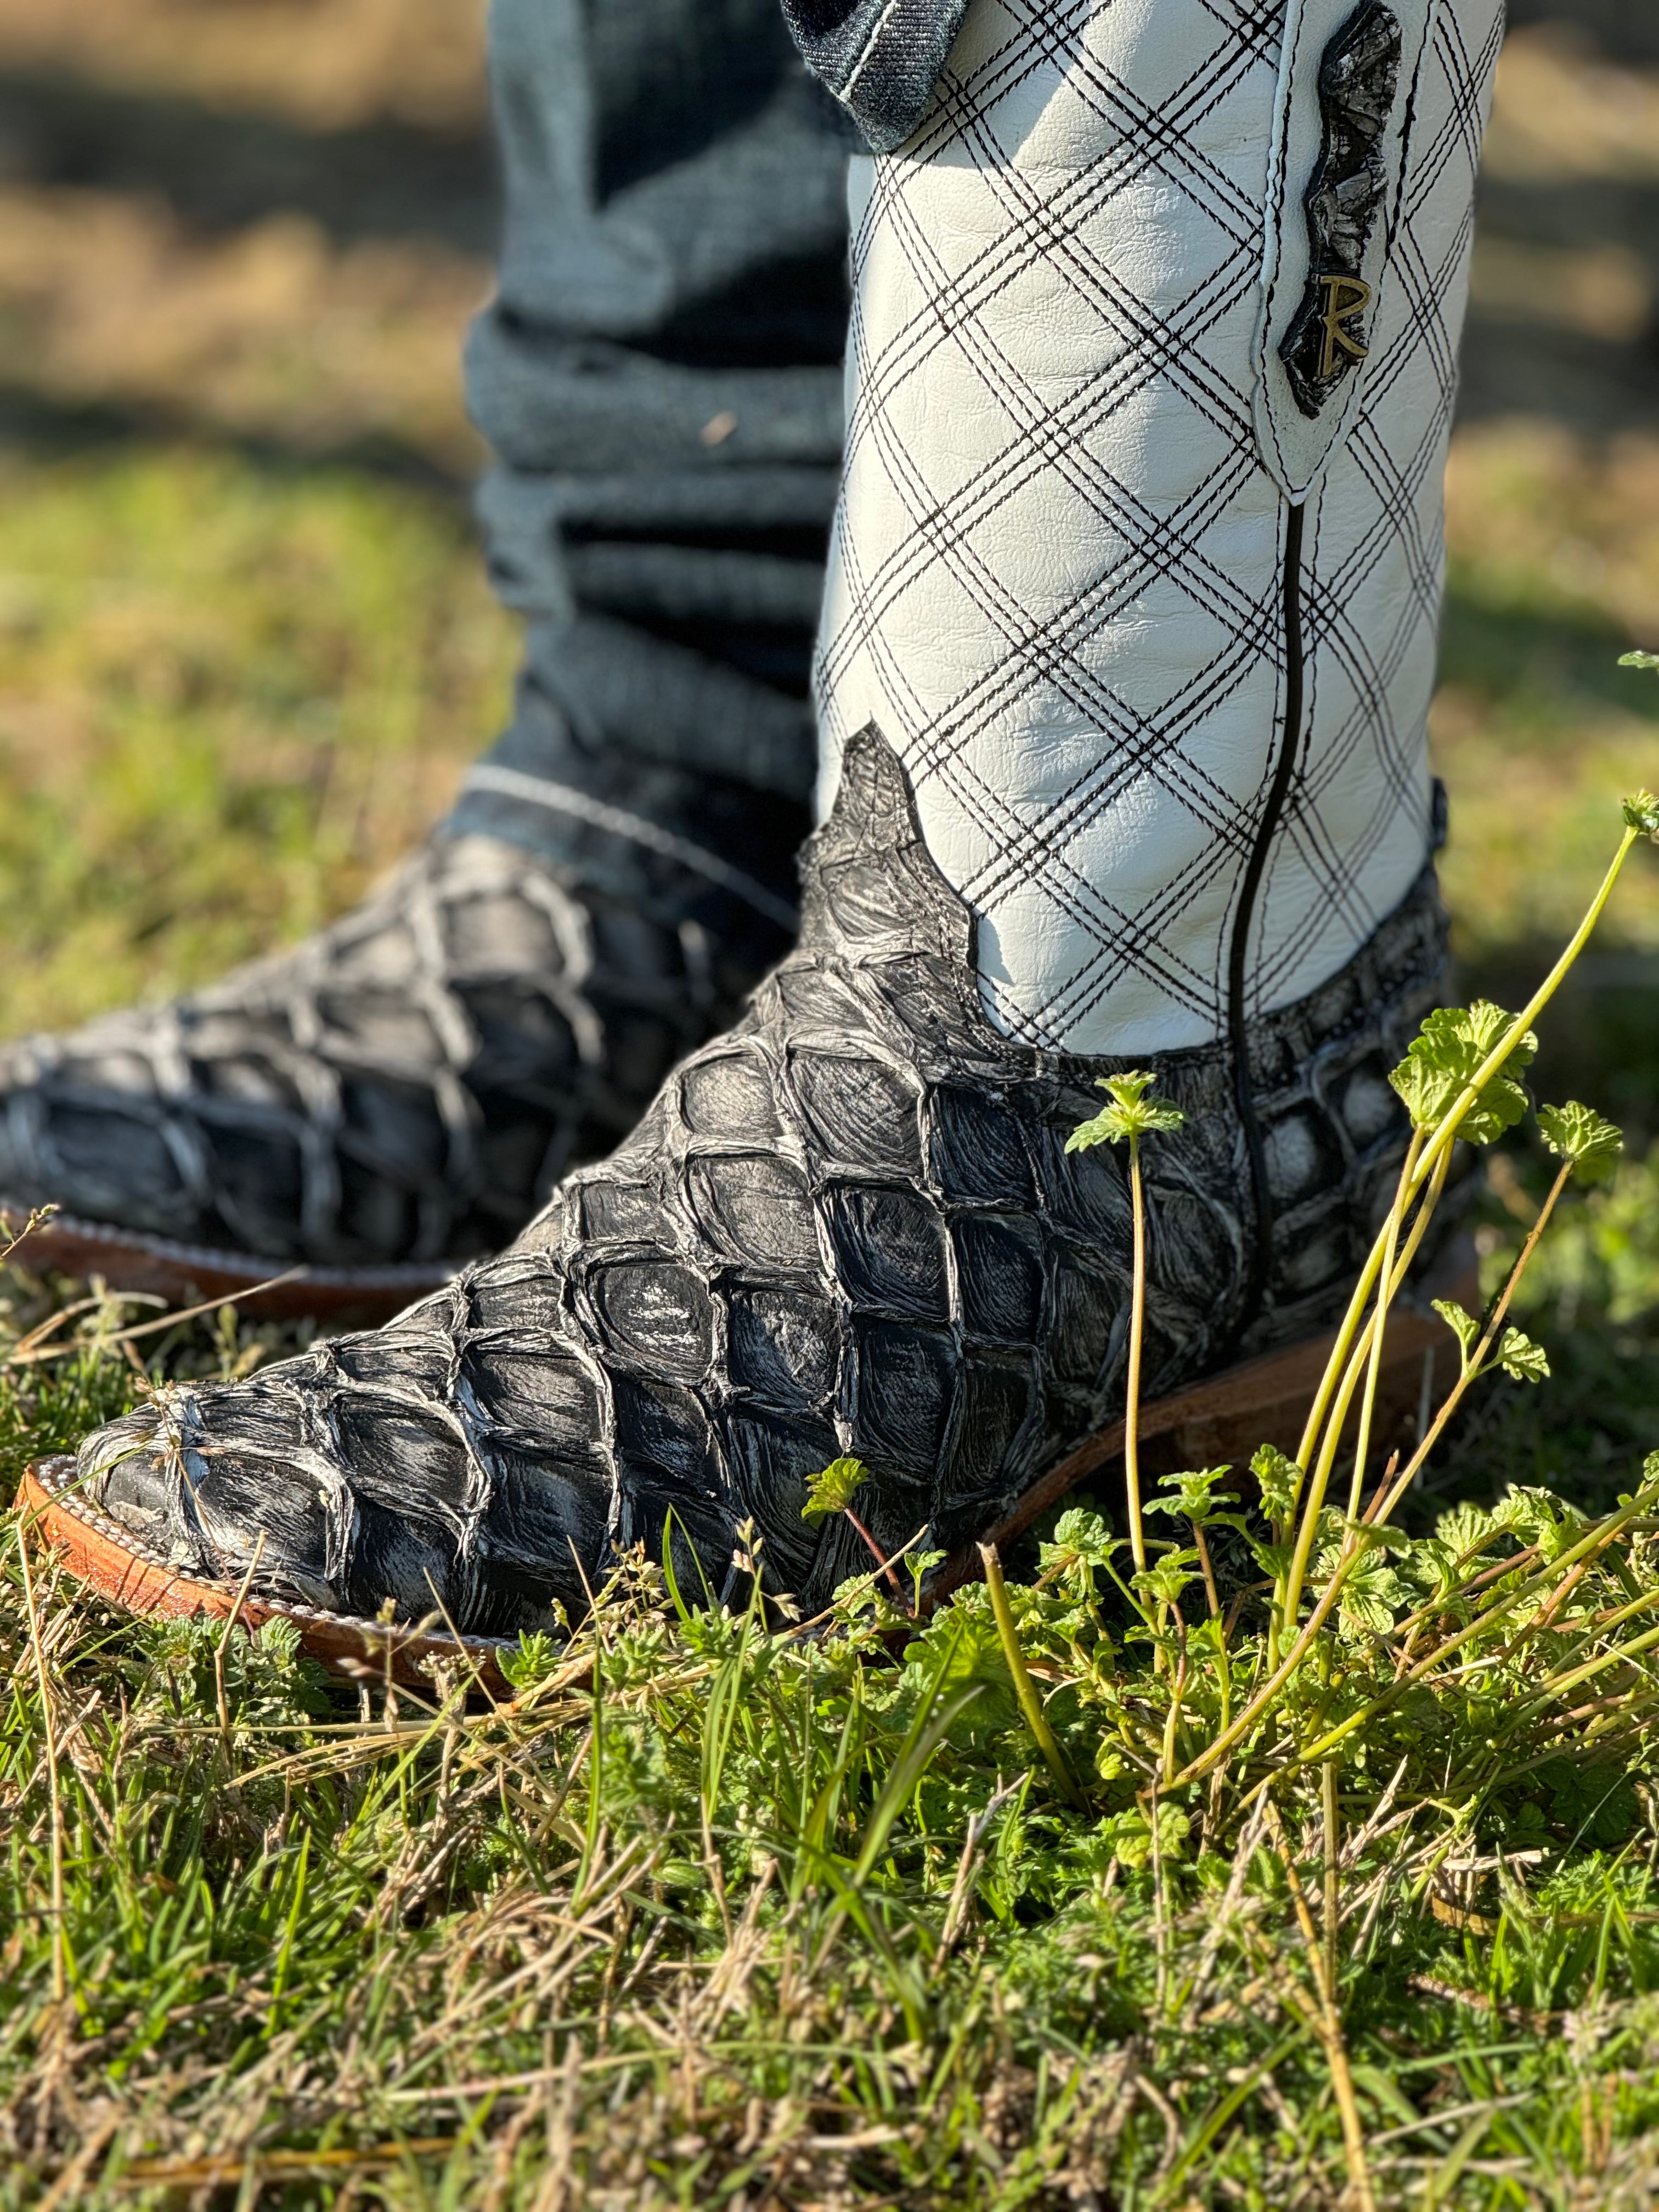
[17, 0, 1504, 1661]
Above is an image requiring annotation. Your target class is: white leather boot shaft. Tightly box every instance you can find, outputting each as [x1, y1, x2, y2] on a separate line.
[814, 0, 1503, 1054]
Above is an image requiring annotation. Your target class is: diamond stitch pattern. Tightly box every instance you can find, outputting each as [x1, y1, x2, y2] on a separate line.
[1251, 0, 1504, 1022]
[815, 0, 1501, 1058]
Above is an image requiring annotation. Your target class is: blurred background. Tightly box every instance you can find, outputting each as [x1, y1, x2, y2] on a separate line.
[0, 0, 1654, 1126]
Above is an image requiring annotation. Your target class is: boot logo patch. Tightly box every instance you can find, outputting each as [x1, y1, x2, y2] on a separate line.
[1279, 1, 1403, 418]
[1314, 272, 1375, 379]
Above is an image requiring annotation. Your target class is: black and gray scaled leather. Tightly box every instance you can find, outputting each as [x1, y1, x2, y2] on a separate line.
[81, 731, 1452, 1632]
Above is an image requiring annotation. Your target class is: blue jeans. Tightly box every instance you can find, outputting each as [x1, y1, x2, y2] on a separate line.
[444, 0, 961, 881]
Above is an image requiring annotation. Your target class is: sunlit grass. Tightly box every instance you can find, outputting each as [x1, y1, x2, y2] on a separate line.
[1436, 422, 1659, 966]
[2, 1133, 1657, 2207]
[0, 442, 517, 1036]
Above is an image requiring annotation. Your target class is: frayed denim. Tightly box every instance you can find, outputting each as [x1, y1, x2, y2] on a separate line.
[779, 0, 971, 150]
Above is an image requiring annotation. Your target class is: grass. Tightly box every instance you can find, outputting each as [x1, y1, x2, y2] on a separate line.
[0, 441, 516, 1036]
[1435, 426, 1659, 1138]
[1435, 428, 1659, 975]
[0, 11, 1656, 2204]
[1, 424, 1654, 1066]
[1, 1128, 1658, 2209]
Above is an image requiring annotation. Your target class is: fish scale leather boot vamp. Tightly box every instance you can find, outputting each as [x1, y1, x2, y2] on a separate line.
[80, 732, 1451, 1633]
[0, 833, 781, 1268]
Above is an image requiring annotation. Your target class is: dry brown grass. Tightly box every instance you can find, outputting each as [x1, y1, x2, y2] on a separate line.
[0, 0, 487, 130]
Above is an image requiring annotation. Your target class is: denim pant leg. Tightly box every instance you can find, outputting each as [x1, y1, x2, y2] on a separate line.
[444, 0, 855, 901]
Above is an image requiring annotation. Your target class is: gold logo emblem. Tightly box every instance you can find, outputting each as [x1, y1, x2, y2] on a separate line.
[1316, 274, 1374, 381]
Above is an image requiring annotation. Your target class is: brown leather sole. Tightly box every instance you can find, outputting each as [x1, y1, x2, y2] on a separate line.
[16, 1455, 515, 1697]
[1, 1200, 454, 1323]
[18, 1243, 1474, 1694]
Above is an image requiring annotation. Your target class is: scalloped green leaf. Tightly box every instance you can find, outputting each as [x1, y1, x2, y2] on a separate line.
[1144, 1465, 1237, 1526]
[1249, 1443, 1301, 1526]
[1068, 1069, 1186, 1153]
[1493, 1328, 1550, 1386]
[802, 1454, 869, 1523]
[1390, 1002, 1536, 1142]
[1538, 1101, 1623, 1186]
[1434, 1297, 1482, 1373]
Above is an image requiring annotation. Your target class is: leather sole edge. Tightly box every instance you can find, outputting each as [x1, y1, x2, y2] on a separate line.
[1, 1200, 455, 1322]
[16, 1458, 514, 1698]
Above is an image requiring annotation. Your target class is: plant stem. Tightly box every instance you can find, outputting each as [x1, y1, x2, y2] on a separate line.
[1190, 1158, 1578, 1788]
[1160, 1644, 1189, 1789]
[1217, 1621, 1234, 1742]
[1323, 1759, 1341, 2000]
[1285, 1474, 1659, 1775]
[1303, 1610, 1659, 1791]
[1365, 1158, 1576, 1539]
[1346, 1131, 1423, 1520]
[1193, 1521, 1221, 1621]
[1264, 1801, 1377, 2212]
[979, 1544, 1088, 1812]
[845, 1510, 908, 1607]
[1278, 1150, 1450, 1638]
[1288, 822, 1640, 1499]
[1187, 1524, 1235, 1734]
[1125, 1135, 1149, 1575]
[1178, 1539, 1380, 1787]
[1402, 826, 1640, 1209]
[1150, 1776, 1170, 2018]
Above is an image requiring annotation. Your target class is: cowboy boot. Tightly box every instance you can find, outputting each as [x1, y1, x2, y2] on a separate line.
[0, 751, 803, 1320]
[35, 0, 1502, 1664]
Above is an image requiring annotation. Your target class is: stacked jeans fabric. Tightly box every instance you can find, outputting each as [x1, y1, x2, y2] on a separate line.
[446, 0, 862, 858]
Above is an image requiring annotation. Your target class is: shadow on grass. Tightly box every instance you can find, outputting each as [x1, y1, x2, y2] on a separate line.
[0, 65, 496, 252]
[1440, 578, 1659, 722]
[1424, 1295, 1659, 1525]
[1505, 0, 1659, 66]
[1462, 946, 1659, 1149]
[0, 383, 472, 490]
